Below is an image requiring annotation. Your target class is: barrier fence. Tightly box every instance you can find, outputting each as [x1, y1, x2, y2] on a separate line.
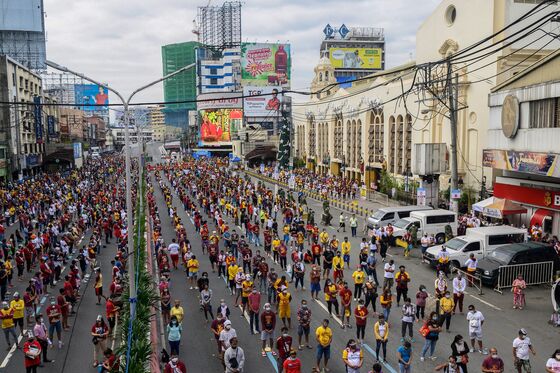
[494, 261, 554, 294]
[452, 267, 484, 295]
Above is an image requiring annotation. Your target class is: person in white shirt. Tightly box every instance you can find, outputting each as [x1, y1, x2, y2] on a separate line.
[452, 273, 466, 314]
[224, 337, 245, 373]
[383, 260, 396, 290]
[512, 329, 536, 373]
[464, 254, 478, 287]
[466, 305, 487, 355]
[545, 348, 560, 373]
[420, 234, 430, 257]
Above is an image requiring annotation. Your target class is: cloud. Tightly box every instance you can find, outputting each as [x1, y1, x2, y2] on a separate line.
[43, 0, 440, 106]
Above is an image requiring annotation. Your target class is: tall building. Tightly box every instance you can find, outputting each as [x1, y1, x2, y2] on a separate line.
[161, 41, 199, 128]
[0, 0, 47, 71]
[320, 25, 385, 82]
[148, 105, 165, 126]
[198, 48, 241, 94]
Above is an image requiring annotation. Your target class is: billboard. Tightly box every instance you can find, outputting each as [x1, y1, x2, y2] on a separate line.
[73, 143, 83, 159]
[329, 47, 382, 69]
[197, 92, 242, 111]
[74, 84, 109, 112]
[483, 149, 560, 177]
[199, 109, 242, 146]
[0, 0, 43, 32]
[243, 86, 282, 117]
[241, 43, 291, 87]
[33, 96, 43, 143]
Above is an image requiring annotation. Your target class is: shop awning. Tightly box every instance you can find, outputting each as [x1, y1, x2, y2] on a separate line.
[530, 208, 554, 227]
[483, 198, 527, 219]
[472, 196, 497, 212]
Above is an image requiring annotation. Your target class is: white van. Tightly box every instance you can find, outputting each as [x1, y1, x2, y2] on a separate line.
[367, 205, 432, 230]
[392, 209, 457, 244]
[424, 225, 526, 269]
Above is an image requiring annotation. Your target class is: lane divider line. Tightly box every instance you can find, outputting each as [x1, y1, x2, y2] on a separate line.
[362, 343, 398, 373]
[0, 329, 27, 368]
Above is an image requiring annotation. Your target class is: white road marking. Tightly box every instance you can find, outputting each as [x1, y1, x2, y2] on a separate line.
[313, 299, 343, 326]
[467, 293, 502, 311]
[0, 329, 27, 368]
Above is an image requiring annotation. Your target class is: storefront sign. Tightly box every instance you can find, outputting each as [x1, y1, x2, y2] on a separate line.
[483, 149, 559, 177]
[494, 183, 560, 211]
[26, 154, 39, 167]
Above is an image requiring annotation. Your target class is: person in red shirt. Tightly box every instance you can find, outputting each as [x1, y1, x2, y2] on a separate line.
[105, 296, 119, 335]
[23, 331, 42, 373]
[99, 347, 118, 372]
[46, 297, 63, 349]
[57, 289, 70, 331]
[311, 243, 322, 266]
[164, 355, 187, 373]
[283, 349, 302, 373]
[276, 326, 293, 369]
[354, 299, 369, 344]
[339, 282, 353, 329]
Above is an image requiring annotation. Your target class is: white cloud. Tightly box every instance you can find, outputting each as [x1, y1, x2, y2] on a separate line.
[43, 0, 441, 104]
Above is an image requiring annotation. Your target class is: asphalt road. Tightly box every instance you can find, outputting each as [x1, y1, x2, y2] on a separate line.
[149, 142, 560, 373]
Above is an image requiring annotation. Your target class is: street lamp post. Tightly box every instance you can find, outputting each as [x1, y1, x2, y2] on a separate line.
[46, 60, 195, 321]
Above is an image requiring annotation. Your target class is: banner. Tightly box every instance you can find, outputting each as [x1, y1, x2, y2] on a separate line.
[197, 92, 242, 111]
[483, 149, 559, 177]
[33, 96, 43, 142]
[47, 115, 55, 137]
[243, 86, 282, 117]
[199, 109, 243, 146]
[329, 47, 382, 69]
[74, 84, 109, 112]
[73, 142, 82, 159]
[241, 43, 291, 87]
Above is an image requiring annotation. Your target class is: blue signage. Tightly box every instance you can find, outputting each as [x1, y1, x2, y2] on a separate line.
[26, 154, 39, 167]
[47, 115, 55, 137]
[339, 24, 350, 39]
[33, 96, 43, 142]
[73, 142, 82, 159]
[323, 24, 334, 38]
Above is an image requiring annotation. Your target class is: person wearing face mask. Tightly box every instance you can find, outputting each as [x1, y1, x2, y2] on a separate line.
[439, 291, 455, 332]
[383, 260, 395, 290]
[276, 326, 293, 370]
[23, 331, 42, 373]
[435, 272, 448, 300]
[451, 334, 469, 373]
[224, 337, 245, 373]
[219, 320, 237, 365]
[364, 277, 378, 314]
[211, 313, 225, 354]
[354, 299, 369, 344]
[283, 348, 302, 373]
[91, 315, 109, 368]
[166, 316, 182, 356]
[340, 282, 353, 329]
[315, 319, 333, 372]
[278, 287, 292, 329]
[343, 339, 363, 373]
[435, 355, 463, 373]
[333, 251, 344, 282]
[401, 297, 416, 342]
[260, 303, 277, 357]
[46, 296, 63, 349]
[545, 348, 560, 373]
[248, 287, 261, 334]
[374, 314, 389, 363]
[163, 354, 186, 373]
[481, 347, 504, 373]
[415, 285, 428, 320]
[512, 328, 535, 373]
[452, 273, 466, 314]
[0, 300, 17, 350]
[296, 300, 312, 349]
[420, 311, 442, 361]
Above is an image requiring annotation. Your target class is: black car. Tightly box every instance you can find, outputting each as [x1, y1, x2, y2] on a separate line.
[476, 242, 560, 287]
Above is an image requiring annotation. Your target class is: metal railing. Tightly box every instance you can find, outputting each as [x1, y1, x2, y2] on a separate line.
[452, 267, 484, 295]
[494, 261, 554, 294]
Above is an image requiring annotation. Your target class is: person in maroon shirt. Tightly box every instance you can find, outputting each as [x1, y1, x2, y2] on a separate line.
[283, 349, 302, 373]
[45, 297, 63, 349]
[210, 313, 225, 354]
[57, 289, 70, 331]
[99, 347, 118, 372]
[339, 282, 353, 329]
[164, 356, 187, 373]
[276, 326, 293, 370]
[481, 347, 505, 373]
[23, 331, 42, 373]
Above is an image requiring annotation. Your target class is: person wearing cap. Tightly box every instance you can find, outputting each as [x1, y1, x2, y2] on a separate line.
[512, 329, 536, 373]
[91, 315, 109, 367]
[0, 300, 17, 350]
[163, 355, 187, 373]
[23, 331, 42, 373]
[10, 292, 25, 335]
[283, 348, 302, 373]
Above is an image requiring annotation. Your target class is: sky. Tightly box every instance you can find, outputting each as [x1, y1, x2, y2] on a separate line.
[44, 0, 441, 105]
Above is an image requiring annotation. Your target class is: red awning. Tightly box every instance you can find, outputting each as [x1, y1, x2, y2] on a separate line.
[530, 208, 554, 227]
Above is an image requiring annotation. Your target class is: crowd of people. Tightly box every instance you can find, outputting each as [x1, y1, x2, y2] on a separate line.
[148, 157, 559, 373]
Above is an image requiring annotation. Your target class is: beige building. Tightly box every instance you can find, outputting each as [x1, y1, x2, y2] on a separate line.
[148, 105, 165, 126]
[293, 0, 560, 194]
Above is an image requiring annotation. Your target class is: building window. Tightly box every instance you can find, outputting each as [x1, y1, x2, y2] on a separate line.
[209, 68, 218, 75]
[210, 78, 218, 85]
[445, 5, 457, 26]
[529, 98, 559, 129]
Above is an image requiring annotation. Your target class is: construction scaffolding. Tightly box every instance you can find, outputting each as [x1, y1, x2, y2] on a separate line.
[41, 71, 85, 106]
[196, 1, 242, 49]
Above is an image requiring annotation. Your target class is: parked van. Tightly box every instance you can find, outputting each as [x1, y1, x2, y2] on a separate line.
[392, 209, 457, 244]
[424, 225, 526, 270]
[366, 205, 432, 230]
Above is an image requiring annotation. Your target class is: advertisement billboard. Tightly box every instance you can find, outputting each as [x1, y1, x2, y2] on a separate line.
[482, 149, 559, 177]
[243, 86, 282, 117]
[73, 142, 83, 159]
[241, 43, 291, 87]
[0, 0, 43, 32]
[74, 84, 109, 112]
[33, 96, 43, 143]
[199, 109, 242, 146]
[197, 92, 242, 111]
[329, 47, 382, 69]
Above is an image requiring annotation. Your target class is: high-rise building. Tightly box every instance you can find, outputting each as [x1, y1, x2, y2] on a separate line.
[320, 25, 385, 83]
[161, 41, 199, 128]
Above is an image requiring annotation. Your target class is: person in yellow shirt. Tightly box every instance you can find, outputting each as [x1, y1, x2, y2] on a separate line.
[352, 266, 365, 300]
[10, 292, 25, 335]
[319, 230, 329, 249]
[277, 287, 292, 328]
[241, 276, 253, 315]
[272, 236, 281, 262]
[0, 301, 17, 347]
[439, 291, 454, 332]
[170, 300, 184, 323]
[187, 255, 200, 289]
[333, 252, 344, 282]
[341, 237, 351, 268]
[342, 339, 364, 373]
[330, 235, 339, 251]
[315, 319, 333, 372]
[374, 314, 389, 362]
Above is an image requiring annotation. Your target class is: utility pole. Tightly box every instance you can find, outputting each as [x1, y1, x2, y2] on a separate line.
[447, 60, 459, 213]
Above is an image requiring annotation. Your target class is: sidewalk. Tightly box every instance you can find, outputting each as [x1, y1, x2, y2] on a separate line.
[245, 169, 400, 218]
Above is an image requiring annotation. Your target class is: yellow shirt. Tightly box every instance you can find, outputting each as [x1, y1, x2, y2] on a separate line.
[0, 308, 14, 329]
[170, 306, 184, 323]
[272, 239, 281, 251]
[439, 297, 455, 314]
[333, 256, 344, 270]
[241, 281, 253, 297]
[95, 273, 103, 289]
[283, 226, 290, 235]
[374, 321, 389, 341]
[352, 270, 365, 284]
[228, 265, 239, 280]
[278, 292, 291, 306]
[341, 242, 351, 255]
[315, 326, 333, 347]
[10, 300, 24, 319]
[319, 232, 329, 243]
[187, 259, 199, 273]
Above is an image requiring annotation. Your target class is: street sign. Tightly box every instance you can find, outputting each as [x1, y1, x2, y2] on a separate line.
[417, 187, 426, 206]
[451, 189, 461, 199]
